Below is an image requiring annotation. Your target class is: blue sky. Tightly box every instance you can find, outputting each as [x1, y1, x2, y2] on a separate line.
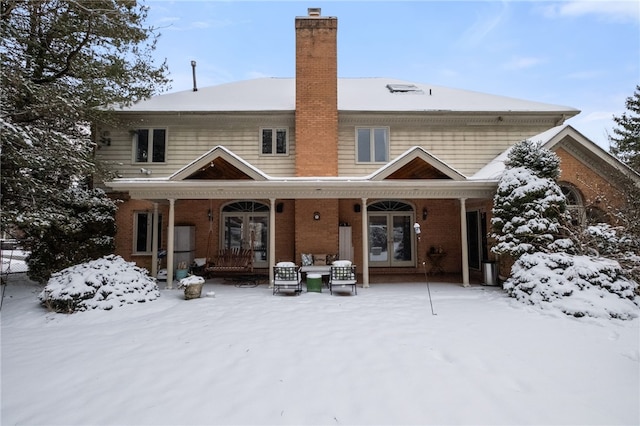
[145, 1, 639, 150]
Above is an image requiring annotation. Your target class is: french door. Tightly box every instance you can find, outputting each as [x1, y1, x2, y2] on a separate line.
[368, 212, 415, 267]
[221, 201, 269, 268]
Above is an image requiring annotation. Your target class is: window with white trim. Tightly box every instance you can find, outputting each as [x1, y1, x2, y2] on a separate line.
[357, 127, 389, 163]
[261, 128, 288, 155]
[134, 212, 163, 254]
[133, 129, 166, 163]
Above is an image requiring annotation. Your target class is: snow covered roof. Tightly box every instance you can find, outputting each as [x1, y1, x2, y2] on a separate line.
[119, 78, 579, 114]
[471, 124, 640, 183]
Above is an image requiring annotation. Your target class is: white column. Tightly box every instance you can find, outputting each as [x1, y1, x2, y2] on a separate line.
[460, 198, 470, 287]
[151, 203, 159, 277]
[361, 198, 369, 288]
[269, 198, 276, 288]
[166, 199, 176, 289]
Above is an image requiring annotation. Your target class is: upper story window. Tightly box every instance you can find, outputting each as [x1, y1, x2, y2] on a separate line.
[134, 129, 166, 163]
[261, 128, 288, 155]
[357, 127, 389, 163]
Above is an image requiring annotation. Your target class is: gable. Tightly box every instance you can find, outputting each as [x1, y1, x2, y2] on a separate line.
[169, 146, 269, 181]
[385, 157, 452, 180]
[185, 157, 253, 180]
[370, 146, 467, 181]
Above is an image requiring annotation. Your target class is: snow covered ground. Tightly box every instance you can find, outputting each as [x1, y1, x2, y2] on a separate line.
[2, 275, 638, 426]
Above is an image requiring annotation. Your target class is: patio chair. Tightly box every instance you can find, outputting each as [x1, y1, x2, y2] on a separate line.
[329, 263, 357, 295]
[272, 262, 302, 295]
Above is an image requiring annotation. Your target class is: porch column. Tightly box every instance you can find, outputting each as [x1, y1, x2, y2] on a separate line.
[151, 202, 159, 277]
[269, 198, 276, 288]
[361, 198, 369, 288]
[460, 197, 470, 287]
[166, 199, 176, 289]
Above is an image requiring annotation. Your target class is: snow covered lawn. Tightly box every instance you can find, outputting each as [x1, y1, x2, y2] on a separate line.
[2, 276, 638, 425]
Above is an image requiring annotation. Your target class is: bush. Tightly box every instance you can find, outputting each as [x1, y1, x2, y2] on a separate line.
[504, 252, 639, 320]
[39, 255, 159, 313]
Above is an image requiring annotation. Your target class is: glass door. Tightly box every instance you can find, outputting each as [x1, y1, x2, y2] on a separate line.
[221, 201, 269, 268]
[368, 213, 415, 267]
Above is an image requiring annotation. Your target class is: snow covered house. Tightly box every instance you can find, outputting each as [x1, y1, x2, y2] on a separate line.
[98, 9, 638, 287]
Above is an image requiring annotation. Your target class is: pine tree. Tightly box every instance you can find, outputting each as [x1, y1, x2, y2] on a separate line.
[1, 0, 170, 282]
[491, 140, 573, 259]
[609, 85, 640, 173]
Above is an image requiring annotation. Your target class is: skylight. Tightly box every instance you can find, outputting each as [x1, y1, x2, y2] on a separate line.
[386, 83, 424, 94]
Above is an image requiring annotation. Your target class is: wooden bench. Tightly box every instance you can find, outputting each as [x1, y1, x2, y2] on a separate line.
[204, 248, 254, 278]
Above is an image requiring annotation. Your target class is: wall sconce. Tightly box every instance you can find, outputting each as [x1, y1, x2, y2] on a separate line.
[276, 203, 284, 213]
[313, 212, 320, 221]
[207, 209, 213, 222]
[422, 208, 428, 220]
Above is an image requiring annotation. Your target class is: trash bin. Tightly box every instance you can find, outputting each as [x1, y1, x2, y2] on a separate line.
[306, 273, 322, 293]
[482, 261, 498, 286]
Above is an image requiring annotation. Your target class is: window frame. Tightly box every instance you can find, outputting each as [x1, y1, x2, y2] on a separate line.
[132, 128, 167, 164]
[560, 183, 586, 226]
[133, 211, 163, 255]
[355, 127, 390, 163]
[260, 127, 289, 156]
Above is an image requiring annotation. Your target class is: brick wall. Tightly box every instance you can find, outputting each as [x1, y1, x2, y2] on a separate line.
[294, 14, 338, 177]
[556, 147, 623, 209]
[294, 199, 339, 263]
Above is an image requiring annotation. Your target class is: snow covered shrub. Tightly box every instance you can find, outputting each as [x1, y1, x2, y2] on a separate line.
[504, 252, 639, 320]
[39, 255, 159, 313]
[581, 224, 640, 290]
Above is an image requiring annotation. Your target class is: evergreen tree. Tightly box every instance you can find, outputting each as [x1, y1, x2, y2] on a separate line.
[609, 85, 640, 172]
[504, 139, 561, 180]
[491, 140, 573, 259]
[25, 188, 118, 283]
[1, 0, 169, 282]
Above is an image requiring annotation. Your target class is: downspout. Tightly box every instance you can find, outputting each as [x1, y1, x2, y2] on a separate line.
[361, 198, 369, 288]
[460, 198, 470, 287]
[166, 199, 176, 289]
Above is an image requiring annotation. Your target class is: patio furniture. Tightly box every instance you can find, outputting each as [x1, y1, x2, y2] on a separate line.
[273, 262, 302, 295]
[205, 248, 254, 278]
[329, 263, 357, 295]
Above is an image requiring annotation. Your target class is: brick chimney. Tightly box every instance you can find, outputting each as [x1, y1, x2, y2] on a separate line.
[295, 8, 338, 177]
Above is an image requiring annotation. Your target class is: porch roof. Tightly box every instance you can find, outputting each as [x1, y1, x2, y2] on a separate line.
[107, 144, 498, 200]
[105, 178, 497, 201]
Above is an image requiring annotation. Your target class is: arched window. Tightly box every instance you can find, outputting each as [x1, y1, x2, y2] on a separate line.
[560, 184, 585, 226]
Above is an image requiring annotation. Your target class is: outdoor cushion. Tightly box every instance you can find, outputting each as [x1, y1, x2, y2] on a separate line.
[332, 260, 352, 267]
[276, 261, 295, 267]
[301, 253, 313, 266]
[313, 254, 328, 266]
[275, 268, 297, 281]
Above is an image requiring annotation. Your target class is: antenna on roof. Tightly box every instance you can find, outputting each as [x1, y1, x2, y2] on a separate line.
[191, 60, 198, 92]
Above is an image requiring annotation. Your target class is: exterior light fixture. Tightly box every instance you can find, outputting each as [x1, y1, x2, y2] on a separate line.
[422, 208, 428, 220]
[313, 212, 320, 221]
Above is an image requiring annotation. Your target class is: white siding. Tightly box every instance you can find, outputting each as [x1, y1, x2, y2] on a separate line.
[98, 110, 564, 180]
[97, 113, 296, 178]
